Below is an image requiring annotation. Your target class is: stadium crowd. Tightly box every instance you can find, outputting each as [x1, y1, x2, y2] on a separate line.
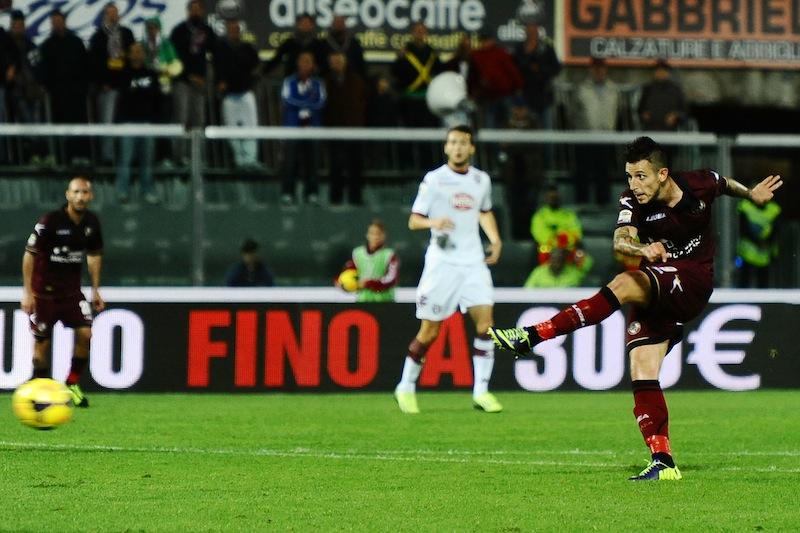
[0, 1, 790, 288]
[0, 3, 694, 194]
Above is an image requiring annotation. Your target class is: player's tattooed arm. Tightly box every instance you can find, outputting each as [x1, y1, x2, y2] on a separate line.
[725, 175, 783, 206]
[614, 226, 669, 263]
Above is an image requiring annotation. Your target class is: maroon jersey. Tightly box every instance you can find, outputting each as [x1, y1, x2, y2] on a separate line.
[25, 206, 103, 298]
[616, 169, 727, 269]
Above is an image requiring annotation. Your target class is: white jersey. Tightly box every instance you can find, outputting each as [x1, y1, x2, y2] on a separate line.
[411, 164, 492, 266]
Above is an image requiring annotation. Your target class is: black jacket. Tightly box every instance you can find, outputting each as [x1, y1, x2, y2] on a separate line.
[117, 66, 160, 123]
[214, 38, 260, 94]
[88, 24, 135, 88]
[170, 20, 217, 79]
[263, 34, 327, 77]
[39, 31, 90, 93]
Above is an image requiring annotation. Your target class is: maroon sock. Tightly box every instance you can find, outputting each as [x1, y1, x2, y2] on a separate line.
[632, 379, 670, 441]
[407, 338, 430, 363]
[527, 286, 621, 340]
[66, 358, 88, 385]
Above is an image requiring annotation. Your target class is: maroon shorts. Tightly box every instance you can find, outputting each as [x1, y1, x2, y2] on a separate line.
[30, 293, 93, 338]
[626, 260, 713, 352]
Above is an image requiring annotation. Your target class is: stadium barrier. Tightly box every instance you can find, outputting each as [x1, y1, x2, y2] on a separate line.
[0, 125, 752, 287]
[1, 288, 797, 393]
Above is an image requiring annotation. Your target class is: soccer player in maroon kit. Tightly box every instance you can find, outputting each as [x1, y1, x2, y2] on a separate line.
[21, 177, 105, 407]
[490, 137, 782, 480]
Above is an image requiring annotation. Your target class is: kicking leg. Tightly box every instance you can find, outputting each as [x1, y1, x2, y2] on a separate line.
[490, 271, 650, 356]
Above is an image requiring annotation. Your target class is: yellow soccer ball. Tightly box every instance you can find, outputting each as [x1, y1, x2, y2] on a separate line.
[338, 268, 359, 292]
[12, 378, 74, 430]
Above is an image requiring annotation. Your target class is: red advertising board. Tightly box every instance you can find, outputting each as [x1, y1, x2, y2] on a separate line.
[1, 288, 798, 393]
[563, 0, 800, 68]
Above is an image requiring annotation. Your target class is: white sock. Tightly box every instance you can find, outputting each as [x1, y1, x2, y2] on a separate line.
[396, 356, 422, 393]
[472, 336, 495, 397]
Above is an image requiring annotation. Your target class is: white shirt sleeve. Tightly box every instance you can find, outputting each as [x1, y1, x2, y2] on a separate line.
[411, 174, 434, 216]
[480, 172, 492, 212]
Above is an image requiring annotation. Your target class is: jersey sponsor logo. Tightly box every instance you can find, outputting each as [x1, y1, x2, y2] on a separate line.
[50, 246, 85, 264]
[645, 212, 666, 222]
[620, 196, 633, 209]
[617, 209, 632, 224]
[451, 193, 475, 211]
[627, 321, 641, 335]
[666, 235, 703, 259]
[56, 229, 71, 235]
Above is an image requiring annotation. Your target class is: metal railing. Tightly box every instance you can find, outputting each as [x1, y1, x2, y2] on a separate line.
[0, 124, 795, 287]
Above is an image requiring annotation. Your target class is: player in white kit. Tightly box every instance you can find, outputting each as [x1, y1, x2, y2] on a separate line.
[394, 125, 503, 414]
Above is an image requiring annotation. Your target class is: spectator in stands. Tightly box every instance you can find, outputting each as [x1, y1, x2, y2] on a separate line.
[142, 17, 182, 165]
[171, 0, 216, 161]
[324, 50, 365, 205]
[263, 13, 327, 77]
[336, 220, 398, 302]
[736, 190, 781, 288]
[469, 30, 522, 129]
[215, 19, 261, 169]
[280, 51, 326, 205]
[115, 42, 160, 204]
[39, 9, 90, 165]
[366, 74, 399, 127]
[7, 10, 47, 165]
[0, 12, 17, 163]
[89, 2, 135, 164]
[524, 246, 587, 288]
[574, 57, 619, 204]
[322, 15, 365, 77]
[143, 17, 183, 96]
[638, 59, 686, 131]
[392, 20, 441, 128]
[513, 22, 560, 131]
[225, 239, 275, 287]
[530, 185, 588, 268]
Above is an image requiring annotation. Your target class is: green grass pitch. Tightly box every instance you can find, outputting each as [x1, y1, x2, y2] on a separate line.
[1, 390, 799, 531]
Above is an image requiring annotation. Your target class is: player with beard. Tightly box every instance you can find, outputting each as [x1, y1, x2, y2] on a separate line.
[490, 136, 782, 480]
[21, 177, 105, 407]
[394, 125, 503, 414]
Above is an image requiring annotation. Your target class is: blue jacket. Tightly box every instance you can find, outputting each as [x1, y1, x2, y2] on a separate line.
[281, 74, 326, 127]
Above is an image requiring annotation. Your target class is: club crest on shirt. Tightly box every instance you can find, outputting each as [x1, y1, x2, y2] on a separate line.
[451, 193, 475, 211]
[627, 321, 641, 335]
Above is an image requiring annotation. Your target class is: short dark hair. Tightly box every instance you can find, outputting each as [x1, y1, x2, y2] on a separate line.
[447, 125, 475, 144]
[241, 239, 258, 253]
[50, 9, 65, 19]
[369, 219, 385, 232]
[625, 136, 668, 170]
[10, 10, 25, 22]
[297, 13, 315, 23]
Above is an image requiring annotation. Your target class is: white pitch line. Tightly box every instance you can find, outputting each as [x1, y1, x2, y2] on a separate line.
[1, 441, 799, 472]
[0, 441, 619, 469]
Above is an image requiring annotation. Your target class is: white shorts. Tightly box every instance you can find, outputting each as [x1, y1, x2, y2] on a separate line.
[415, 260, 494, 321]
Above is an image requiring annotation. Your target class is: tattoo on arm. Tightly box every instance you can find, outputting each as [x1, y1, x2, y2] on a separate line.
[613, 226, 646, 256]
